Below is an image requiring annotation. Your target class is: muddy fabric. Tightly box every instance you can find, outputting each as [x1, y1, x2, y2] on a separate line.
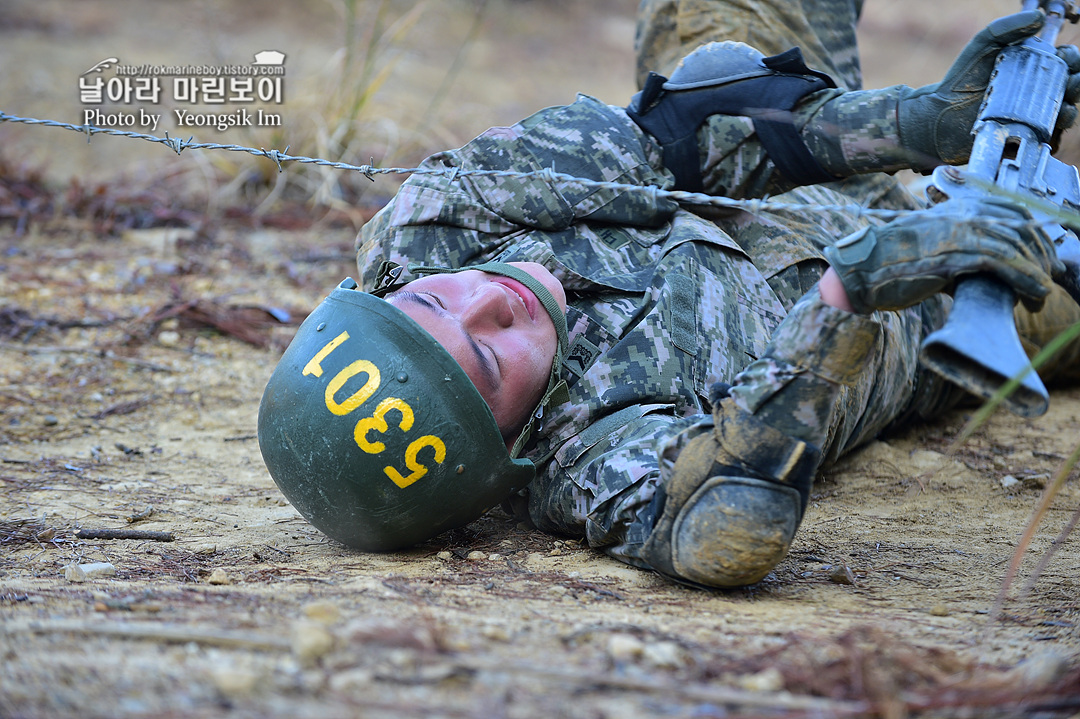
[355, 0, 1079, 574]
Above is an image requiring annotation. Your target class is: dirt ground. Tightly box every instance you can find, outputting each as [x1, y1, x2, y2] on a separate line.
[2, 1, 1079, 718]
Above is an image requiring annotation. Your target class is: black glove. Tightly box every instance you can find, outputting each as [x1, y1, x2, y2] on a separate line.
[824, 198, 1063, 314]
[898, 11, 1080, 167]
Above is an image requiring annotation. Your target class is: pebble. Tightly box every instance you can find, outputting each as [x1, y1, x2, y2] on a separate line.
[466, 551, 487, 561]
[436, 551, 453, 561]
[292, 620, 335, 664]
[1001, 475, 1020, 489]
[63, 562, 116, 583]
[43, 415, 59, 427]
[207, 568, 231, 585]
[302, 600, 341, 626]
[607, 634, 645, 662]
[738, 667, 785, 692]
[157, 330, 181, 347]
[642, 641, 684, 669]
[212, 667, 260, 697]
[929, 604, 950, 617]
[828, 565, 857, 585]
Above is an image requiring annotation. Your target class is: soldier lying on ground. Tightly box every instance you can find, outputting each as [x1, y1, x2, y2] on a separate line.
[258, 0, 1080, 588]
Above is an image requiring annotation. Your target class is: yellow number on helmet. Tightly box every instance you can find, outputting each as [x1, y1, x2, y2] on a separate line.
[384, 435, 447, 488]
[324, 359, 380, 416]
[354, 398, 415, 454]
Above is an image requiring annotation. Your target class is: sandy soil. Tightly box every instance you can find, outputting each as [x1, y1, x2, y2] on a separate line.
[2, 1, 1079, 718]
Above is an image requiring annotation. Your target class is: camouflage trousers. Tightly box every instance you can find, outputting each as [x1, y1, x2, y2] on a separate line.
[635, 0, 866, 91]
[530, 0, 1080, 570]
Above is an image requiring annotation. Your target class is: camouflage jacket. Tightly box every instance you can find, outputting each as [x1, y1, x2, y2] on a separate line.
[356, 94, 933, 565]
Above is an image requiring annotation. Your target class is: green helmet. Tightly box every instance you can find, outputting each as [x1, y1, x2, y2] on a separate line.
[258, 270, 567, 552]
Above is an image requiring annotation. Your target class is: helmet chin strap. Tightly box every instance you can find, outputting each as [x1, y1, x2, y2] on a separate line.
[408, 262, 570, 459]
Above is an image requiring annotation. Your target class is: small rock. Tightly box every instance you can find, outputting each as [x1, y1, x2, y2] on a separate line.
[466, 551, 486, 561]
[207, 568, 230, 585]
[1023, 474, 1048, 489]
[607, 634, 645, 663]
[193, 543, 218, 556]
[302, 600, 341, 626]
[488, 553, 503, 561]
[929, 604, 950, 617]
[157, 330, 181, 347]
[43, 415, 59, 427]
[292, 620, 335, 665]
[436, 551, 453, 561]
[738, 667, 785, 692]
[1001, 475, 1020, 489]
[643, 641, 684, 669]
[828, 565, 857, 585]
[63, 562, 116, 583]
[212, 667, 260, 697]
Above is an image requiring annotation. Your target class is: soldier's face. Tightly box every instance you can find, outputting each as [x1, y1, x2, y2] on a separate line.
[387, 262, 567, 444]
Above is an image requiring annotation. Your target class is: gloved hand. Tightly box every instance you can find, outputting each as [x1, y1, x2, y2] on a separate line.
[823, 198, 1063, 314]
[898, 10, 1080, 168]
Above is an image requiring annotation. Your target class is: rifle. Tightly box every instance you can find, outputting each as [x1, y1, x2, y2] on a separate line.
[921, 0, 1080, 417]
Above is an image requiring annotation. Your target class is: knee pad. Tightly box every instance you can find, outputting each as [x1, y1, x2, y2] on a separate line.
[658, 475, 802, 587]
[627, 41, 838, 191]
[640, 398, 820, 588]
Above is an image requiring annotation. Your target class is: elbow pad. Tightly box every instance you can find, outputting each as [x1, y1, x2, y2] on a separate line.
[627, 42, 838, 191]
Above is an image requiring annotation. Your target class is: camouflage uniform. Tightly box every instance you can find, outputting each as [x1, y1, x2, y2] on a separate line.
[356, 0, 1077, 574]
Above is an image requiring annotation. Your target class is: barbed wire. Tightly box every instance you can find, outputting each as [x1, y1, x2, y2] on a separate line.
[8, 109, 1080, 239]
[0, 110, 920, 222]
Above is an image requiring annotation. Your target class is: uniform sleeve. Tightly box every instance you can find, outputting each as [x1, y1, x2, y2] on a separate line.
[697, 86, 926, 199]
[526, 409, 711, 568]
[355, 95, 678, 290]
[727, 289, 966, 466]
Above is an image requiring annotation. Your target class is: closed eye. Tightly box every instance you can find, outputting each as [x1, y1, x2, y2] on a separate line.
[421, 292, 446, 310]
[391, 289, 500, 393]
[480, 340, 501, 371]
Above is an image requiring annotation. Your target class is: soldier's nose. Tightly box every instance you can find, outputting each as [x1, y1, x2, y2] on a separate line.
[462, 284, 514, 329]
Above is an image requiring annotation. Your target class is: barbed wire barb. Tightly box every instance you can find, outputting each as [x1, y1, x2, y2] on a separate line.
[262, 146, 289, 172]
[446, 163, 461, 186]
[163, 131, 192, 156]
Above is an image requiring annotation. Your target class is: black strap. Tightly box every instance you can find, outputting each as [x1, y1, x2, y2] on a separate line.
[627, 48, 839, 191]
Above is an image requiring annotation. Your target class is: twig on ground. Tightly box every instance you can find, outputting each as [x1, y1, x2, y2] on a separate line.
[11, 619, 289, 651]
[75, 528, 175, 542]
